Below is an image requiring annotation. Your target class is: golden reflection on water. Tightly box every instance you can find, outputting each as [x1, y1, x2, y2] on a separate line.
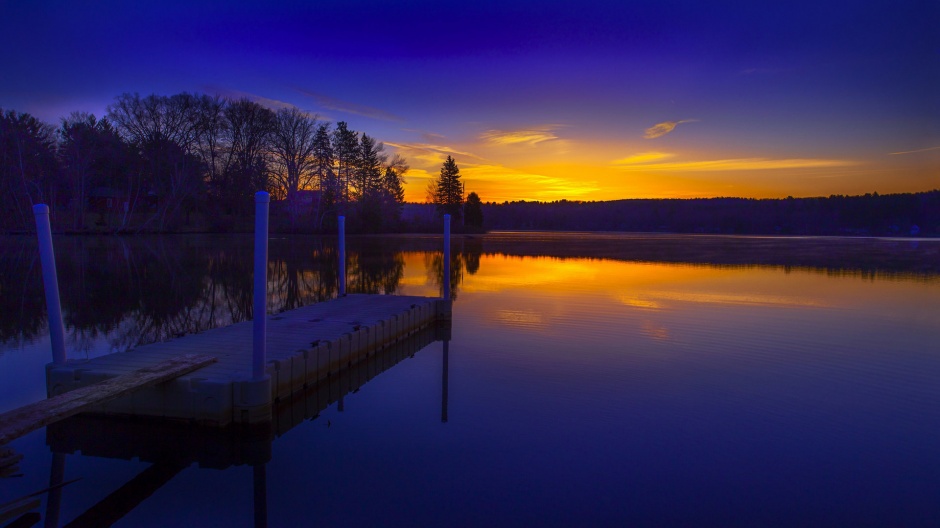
[397, 252, 940, 352]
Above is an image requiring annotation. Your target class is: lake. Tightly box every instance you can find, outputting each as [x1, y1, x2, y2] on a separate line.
[2, 233, 939, 527]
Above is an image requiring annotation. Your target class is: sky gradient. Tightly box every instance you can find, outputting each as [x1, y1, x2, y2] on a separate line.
[2, 0, 937, 202]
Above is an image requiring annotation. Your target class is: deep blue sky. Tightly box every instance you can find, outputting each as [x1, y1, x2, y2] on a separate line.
[2, 0, 937, 200]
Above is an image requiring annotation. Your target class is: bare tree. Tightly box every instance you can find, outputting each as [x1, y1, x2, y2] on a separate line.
[190, 94, 228, 211]
[220, 99, 276, 215]
[107, 93, 206, 230]
[270, 107, 318, 220]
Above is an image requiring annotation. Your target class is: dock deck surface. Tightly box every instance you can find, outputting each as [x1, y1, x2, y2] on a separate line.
[45, 294, 447, 426]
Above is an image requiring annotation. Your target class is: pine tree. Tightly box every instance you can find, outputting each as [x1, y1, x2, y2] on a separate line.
[331, 121, 359, 207]
[464, 191, 483, 228]
[434, 155, 464, 219]
[354, 134, 385, 200]
[312, 123, 336, 228]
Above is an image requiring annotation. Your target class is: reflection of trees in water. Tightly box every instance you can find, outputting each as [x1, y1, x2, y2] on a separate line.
[0, 235, 415, 350]
[347, 239, 405, 295]
[463, 237, 483, 275]
[56, 236, 215, 353]
[423, 237, 483, 300]
[0, 238, 46, 347]
[268, 238, 339, 312]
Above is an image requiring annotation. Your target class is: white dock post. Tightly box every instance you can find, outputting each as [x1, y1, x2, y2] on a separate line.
[443, 214, 451, 301]
[33, 204, 66, 364]
[253, 192, 270, 380]
[338, 215, 346, 297]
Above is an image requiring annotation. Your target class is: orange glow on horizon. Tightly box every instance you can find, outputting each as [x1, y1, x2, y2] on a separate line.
[394, 135, 939, 203]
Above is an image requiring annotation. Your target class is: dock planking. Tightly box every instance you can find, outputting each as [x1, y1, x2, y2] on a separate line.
[44, 294, 449, 426]
[0, 355, 216, 445]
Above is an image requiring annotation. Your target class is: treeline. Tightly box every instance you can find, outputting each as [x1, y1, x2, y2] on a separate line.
[0, 93, 407, 233]
[481, 191, 940, 236]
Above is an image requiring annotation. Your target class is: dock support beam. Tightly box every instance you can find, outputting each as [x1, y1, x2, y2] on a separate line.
[33, 204, 66, 364]
[443, 214, 451, 301]
[338, 215, 346, 297]
[253, 192, 269, 380]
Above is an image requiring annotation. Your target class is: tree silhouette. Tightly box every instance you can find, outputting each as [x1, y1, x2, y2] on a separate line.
[464, 191, 483, 228]
[433, 156, 464, 220]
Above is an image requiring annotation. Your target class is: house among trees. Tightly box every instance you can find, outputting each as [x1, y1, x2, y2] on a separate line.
[88, 187, 123, 214]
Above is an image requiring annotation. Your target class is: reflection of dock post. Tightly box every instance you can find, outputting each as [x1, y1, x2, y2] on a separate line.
[253, 192, 270, 380]
[33, 204, 66, 364]
[338, 215, 346, 297]
[443, 214, 451, 301]
[441, 340, 449, 423]
[253, 464, 268, 528]
[44, 452, 65, 528]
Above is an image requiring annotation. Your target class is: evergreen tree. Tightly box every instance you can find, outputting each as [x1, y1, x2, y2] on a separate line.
[379, 154, 408, 230]
[312, 123, 336, 228]
[354, 133, 385, 200]
[434, 155, 464, 219]
[331, 121, 359, 209]
[464, 191, 483, 228]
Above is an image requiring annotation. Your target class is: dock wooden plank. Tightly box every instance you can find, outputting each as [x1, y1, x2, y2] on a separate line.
[1, 355, 216, 445]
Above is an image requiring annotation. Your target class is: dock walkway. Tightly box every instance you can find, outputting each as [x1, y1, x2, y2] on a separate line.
[46, 294, 449, 426]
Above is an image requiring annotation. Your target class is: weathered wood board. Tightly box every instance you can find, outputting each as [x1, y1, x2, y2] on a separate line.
[0, 355, 216, 445]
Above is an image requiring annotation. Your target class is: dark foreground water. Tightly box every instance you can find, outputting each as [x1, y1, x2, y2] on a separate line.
[2, 233, 939, 527]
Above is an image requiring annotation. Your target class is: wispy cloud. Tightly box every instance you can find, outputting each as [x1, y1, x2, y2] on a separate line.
[889, 146, 940, 155]
[385, 141, 482, 162]
[204, 86, 299, 111]
[613, 157, 858, 171]
[612, 152, 674, 165]
[295, 89, 404, 122]
[644, 119, 696, 139]
[402, 128, 447, 142]
[460, 162, 599, 199]
[481, 125, 563, 146]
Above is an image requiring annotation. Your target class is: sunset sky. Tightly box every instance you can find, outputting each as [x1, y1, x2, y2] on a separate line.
[2, 0, 937, 202]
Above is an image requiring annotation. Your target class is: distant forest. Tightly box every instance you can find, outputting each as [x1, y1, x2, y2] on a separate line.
[474, 191, 940, 237]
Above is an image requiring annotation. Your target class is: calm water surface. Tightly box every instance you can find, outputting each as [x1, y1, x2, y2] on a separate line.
[1, 233, 939, 527]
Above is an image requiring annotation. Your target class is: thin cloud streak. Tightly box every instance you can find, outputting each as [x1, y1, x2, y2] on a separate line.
[295, 89, 404, 122]
[481, 125, 563, 146]
[402, 128, 447, 142]
[644, 119, 696, 139]
[890, 146, 940, 155]
[614, 157, 858, 171]
[613, 152, 674, 164]
[204, 86, 300, 111]
[461, 162, 600, 200]
[385, 142, 484, 161]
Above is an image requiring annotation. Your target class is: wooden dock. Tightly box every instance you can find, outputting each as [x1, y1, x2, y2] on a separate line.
[47, 322, 445, 468]
[32, 323, 447, 528]
[45, 294, 450, 426]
